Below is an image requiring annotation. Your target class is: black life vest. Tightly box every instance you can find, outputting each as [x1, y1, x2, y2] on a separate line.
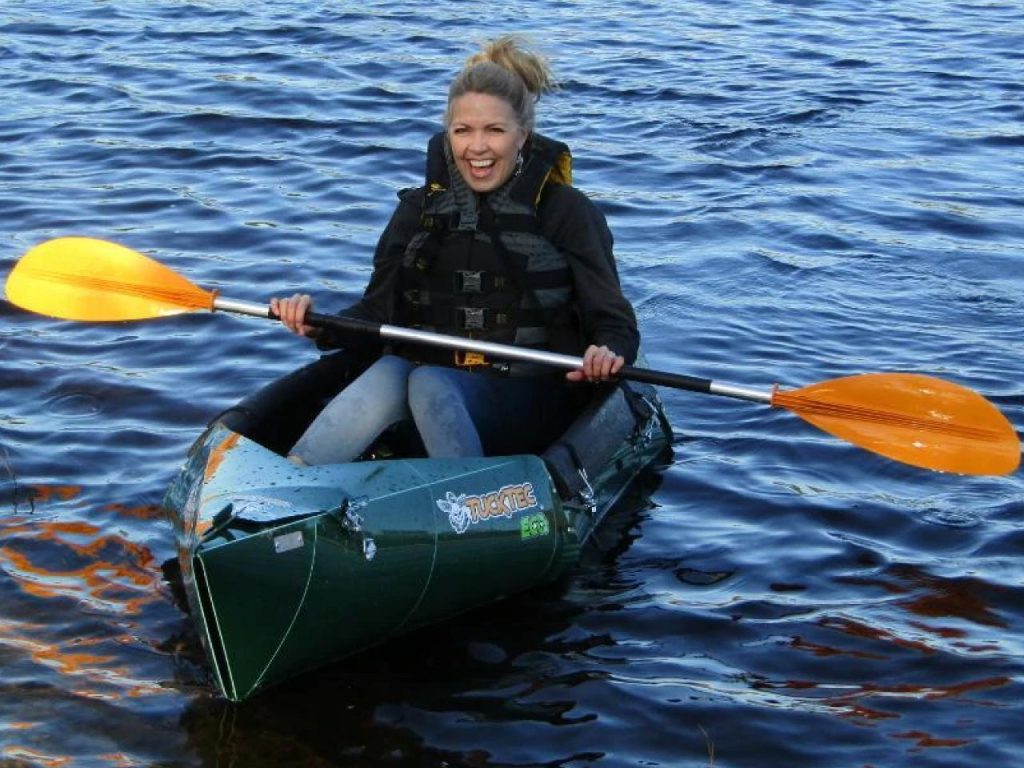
[398, 132, 577, 355]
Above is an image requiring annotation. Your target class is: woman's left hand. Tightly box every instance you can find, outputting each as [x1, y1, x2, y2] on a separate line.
[270, 293, 319, 339]
[566, 344, 624, 383]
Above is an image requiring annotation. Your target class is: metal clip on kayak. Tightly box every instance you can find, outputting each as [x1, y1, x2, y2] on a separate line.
[333, 497, 375, 562]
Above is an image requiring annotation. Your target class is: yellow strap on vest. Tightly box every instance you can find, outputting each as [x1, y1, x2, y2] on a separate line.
[535, 150, 573, 204]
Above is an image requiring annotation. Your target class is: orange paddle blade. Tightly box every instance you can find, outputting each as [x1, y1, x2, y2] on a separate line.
[773, 373, 1020, 476]
[5, 237, 214, 321]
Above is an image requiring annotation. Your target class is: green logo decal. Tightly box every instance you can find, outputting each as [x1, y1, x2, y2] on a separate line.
[520, 512, 550, 540]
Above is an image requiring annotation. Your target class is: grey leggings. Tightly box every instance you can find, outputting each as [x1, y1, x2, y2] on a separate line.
[290, 355, 571, 464]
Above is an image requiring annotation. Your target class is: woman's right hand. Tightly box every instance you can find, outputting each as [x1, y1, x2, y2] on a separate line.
[566, 344, 624, 383]
[270, 293, 319, 338]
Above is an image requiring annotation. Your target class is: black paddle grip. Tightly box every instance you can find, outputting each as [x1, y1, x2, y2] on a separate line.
[619, 365, 713, 394]
[305, 312, 382, 336]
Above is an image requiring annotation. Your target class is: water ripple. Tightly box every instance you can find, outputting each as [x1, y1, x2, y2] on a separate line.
[2, 0, 1024, 766]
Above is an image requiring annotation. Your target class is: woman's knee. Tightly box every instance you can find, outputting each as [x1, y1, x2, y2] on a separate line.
[407, 366, 483, 457]
[407, 366, 468, 411]
[367, 355, 415, 388]
[345, 355, 414, 419]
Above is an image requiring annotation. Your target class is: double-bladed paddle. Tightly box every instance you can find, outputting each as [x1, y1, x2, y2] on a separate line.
[5, 236, 1020, 476]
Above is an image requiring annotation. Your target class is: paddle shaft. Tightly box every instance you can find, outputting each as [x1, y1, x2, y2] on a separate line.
[213, 296, 773, 404]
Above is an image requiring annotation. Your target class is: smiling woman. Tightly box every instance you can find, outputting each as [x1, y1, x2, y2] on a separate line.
[271, 34, 642, 466]
[444, 36, 556, 194]
[448, 91, 527, 194]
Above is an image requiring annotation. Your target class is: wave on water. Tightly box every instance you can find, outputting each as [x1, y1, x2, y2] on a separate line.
[2, 1, 1023, 766]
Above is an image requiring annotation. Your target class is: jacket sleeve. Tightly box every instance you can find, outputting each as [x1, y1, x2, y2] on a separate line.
[538, 184, 641, 363]
[315, 188, 423, 351]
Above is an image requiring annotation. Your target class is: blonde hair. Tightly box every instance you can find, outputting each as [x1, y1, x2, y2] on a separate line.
[446, 35, 556, 133]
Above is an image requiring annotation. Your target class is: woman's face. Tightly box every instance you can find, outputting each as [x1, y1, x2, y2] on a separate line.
[447, 91, 527, 193]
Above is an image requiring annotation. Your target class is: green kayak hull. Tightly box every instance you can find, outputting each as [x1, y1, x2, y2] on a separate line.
[163, 354, 672, 701]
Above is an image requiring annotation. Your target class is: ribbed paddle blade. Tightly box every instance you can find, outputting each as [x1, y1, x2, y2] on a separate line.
[773, 373, 1020, 476]
[6, 237, 213, 321]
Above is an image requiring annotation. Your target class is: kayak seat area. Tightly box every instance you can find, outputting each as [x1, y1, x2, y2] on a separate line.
[211, 351, 666, 494]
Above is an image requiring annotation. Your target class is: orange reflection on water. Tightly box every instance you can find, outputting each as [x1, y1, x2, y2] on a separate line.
[833, 675, 1007, 728]
[3, 721, 40, 731]
[777, 597, 1013, 739]
[818, 615, 936, 655]
[1, 548, 159, 615]
[104, 502, 166, 521]
[97, 753, 152, 767]
[28, 484, 82, 503]
[920, 675, 1009, 700]
[0, 519, 163, 615]
[0, 513, 177, 700]
[895, 569, 1006, 629]
[7, 484, 83, 513]
[0, 617, 170, 700]
[0, 746, 71, 767]
[791, 634, 888, 660]
[0, 620, 112, 676]
[843, 564, 1007, 632]
[892, 730, 972, 749]
[763, 672, 1009, 738]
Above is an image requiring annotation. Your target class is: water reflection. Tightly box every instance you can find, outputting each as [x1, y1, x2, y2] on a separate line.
[738, 556, 1016, 747]
[1, 482, 82, 515]
[2, 521, 160, 613]
[0, 511, 180, 695]
[0, 496, 201, 764]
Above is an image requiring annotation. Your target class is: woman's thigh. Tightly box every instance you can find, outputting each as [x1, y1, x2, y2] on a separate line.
[408, 366, 570, 457]
[291, 355, 415, 464]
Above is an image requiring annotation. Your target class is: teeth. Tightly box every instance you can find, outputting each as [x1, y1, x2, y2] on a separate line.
[469, 160, 494, 168]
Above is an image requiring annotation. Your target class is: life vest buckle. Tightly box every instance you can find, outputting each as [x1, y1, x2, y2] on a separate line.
[459, 307, 486, 330]
[454, 351, 488, 367]
[457, 270, 484, 293]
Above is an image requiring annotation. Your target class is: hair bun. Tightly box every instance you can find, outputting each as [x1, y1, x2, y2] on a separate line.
[466, 34, 555, 97]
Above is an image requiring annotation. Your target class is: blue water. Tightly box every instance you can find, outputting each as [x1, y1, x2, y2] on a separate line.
[2, 1, 1023, 765]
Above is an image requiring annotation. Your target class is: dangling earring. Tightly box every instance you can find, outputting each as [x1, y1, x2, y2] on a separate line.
[514, 150, 524, 177]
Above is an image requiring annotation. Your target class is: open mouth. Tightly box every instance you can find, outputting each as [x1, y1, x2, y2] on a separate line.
[467, 158, 496, 177]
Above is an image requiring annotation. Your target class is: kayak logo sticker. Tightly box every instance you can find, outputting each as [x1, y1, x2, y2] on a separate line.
[436, 482, 541, 535]
[520, 512, 550, 540]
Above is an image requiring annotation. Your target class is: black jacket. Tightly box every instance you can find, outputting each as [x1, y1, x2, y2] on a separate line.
[318, 180, 640, 363]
